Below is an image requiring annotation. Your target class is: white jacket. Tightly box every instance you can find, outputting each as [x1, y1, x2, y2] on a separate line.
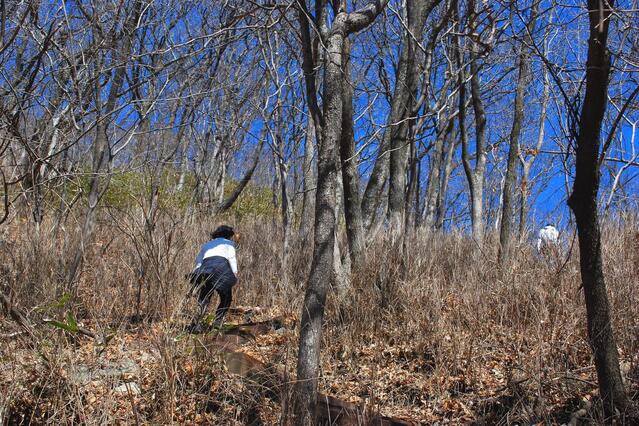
[194, 238, 238, 274]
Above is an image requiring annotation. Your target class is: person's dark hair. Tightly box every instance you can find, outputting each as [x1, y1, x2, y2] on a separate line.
[210, 225, 235, 240]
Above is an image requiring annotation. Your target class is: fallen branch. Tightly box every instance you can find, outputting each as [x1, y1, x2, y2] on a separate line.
[1, 289, 33, 330]
[1, 289, 105, 344]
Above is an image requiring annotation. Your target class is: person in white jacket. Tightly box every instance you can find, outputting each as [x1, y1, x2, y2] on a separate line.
[536, 224, 560, 254]
[188, 225, 238, 331]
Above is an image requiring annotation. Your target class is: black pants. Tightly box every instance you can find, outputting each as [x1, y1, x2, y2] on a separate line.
[197, 280, 233, 325]
[191, 256, 236, 326]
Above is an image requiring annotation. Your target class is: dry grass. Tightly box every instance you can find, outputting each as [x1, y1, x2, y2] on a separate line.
[1, 210, 638, 424]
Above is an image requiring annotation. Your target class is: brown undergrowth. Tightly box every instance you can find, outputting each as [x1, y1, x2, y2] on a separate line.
[1, 212, 638, 424]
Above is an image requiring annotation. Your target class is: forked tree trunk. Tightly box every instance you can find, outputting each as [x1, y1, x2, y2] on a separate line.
[67, 0, 144, 291]
[457, 30, 486, 242]
[66, 22, 134, 287]
[294, 23, 342, 425]
[456, 0, 487, 243]
[567, 0, 631, 419]
[294, 2, 388, 423]
[499, 5, 537, 265]
[387, 0, 432, 236]
[468, 53, 487, 243]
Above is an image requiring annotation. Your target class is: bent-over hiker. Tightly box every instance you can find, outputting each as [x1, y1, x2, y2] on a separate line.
[188, 225, 238, 331]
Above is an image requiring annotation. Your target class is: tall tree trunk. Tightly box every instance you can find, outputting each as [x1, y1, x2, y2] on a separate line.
[300, 113, 316, 238]
[519, 63, 549, 240]
[423, 120, 452, 228]
[339, 38, 365, 262]
[294, 25, 342, 426]
[456, 0, 487, 243]
[387, 0, 430, 236]
[457, 40, 486, 241]
[435, 126, 457, 230]
[499, 6, 536, 265]
[567, 0, 631, 419]
[468, 52, 487, 242]
[294, 3, 388, 423]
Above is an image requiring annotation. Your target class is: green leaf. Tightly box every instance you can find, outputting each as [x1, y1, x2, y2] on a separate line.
[43, 311, 79, 334]
[66, 312, 78, 333]
[44, 318, 76, 333]
[58, 292, 72, 308]
[36, 292, 72, 313]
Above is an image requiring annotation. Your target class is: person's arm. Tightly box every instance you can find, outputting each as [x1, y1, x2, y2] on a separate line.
[193, 245, 205, 272]
[227, 244, 238, 276]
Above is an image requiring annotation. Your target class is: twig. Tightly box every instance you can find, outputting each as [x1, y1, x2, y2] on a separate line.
[1, 289, 33, 330]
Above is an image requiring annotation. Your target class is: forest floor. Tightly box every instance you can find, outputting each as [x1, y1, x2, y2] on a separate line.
[1, 218, 639, 424]
[2, 303, 638, 425]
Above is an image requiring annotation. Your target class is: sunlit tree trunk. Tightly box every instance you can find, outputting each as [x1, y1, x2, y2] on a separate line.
[339, 38, 365, 263]
[387, 0, 433, 236]
[300, 114, 316, 238]
[567, 0, 631, 419]
[294, 2, 388, 423]
[499, 4, 537, 265]
[457, 2, 487, 243]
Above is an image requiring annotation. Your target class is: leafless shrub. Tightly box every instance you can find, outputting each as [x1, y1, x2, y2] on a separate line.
[1, 214, 638, 423]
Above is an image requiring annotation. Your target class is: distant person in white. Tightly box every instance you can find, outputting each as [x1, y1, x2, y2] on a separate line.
[536, 224, 560, 254]
[188, 225, 238, 331]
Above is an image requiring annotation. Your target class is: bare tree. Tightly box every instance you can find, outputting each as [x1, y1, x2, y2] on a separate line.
[518, 56, 550, 239]
[66, 1, 144, 288]
[339, 37, 365, 261]
[567, 0, 633, 419]
[455, 0, 492, 243]
[294, 1, 388, 423]
[386, 0, 440, 236]
[498, 2, 538, 264]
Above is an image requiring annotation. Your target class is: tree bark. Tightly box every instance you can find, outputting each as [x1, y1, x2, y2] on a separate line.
[294, 22, 342, 425]
[339, 38, 365, 263]
[294, 2, 388, 423]
[498, 7, 536, 265]
[468, 47, 487, 243]
[300, 113, 316, 238]
[567, 0, 631, 419]
[386, 0, 432, 236]
[457, 7, 487, 243]
[216, 138, 264, 213]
